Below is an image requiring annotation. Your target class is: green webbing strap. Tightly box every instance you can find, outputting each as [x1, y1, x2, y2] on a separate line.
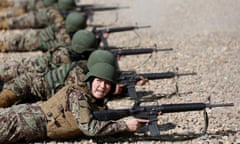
[46, 62, 78, 96]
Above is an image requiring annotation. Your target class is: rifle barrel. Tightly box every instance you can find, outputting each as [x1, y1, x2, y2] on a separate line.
[136, 25, 151, 29]
[155, 48, 173, 51]
[177, 72, 197, 76]
[93, 102, 234, 121]
[206, 103, 234, 108]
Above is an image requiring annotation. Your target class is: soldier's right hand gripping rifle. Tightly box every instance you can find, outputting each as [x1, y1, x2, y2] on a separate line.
[92, 25, 151, 48]
[93, 100, 234, 137]
[117, 71, 197, 98]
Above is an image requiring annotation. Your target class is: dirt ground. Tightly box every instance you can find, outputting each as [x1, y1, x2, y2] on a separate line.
[0, 0, 239, 143]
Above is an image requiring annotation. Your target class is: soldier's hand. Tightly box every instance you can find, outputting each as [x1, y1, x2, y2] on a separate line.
[103, 32, 109, 39]
[95, 32, 109, 39]
[125, 118, 149, 132]
[136, 76, 149, 86]
[116, 54, 125, 60]
[113, 84, 125, 95]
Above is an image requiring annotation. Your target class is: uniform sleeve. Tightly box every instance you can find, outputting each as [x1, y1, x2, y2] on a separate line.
[51, 47, 71, 65]
[68, 88, 128, 136]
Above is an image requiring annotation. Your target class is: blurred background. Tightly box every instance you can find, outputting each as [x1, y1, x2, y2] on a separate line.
[81, 0, 240, 37]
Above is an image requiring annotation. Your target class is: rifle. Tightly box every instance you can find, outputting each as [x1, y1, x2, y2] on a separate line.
[92, 25, 151, 48]
[79, 5, 129, 22]
[117, 71, 197, 98]
[93, 101, 234, 137]
[61, 5, 129, 21]
[110, 47, 173, 56]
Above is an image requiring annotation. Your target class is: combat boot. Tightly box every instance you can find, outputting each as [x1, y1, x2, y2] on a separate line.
[0, 40, 7, 52]
[14, 8, 26, 17]
[0, 20, 8, 29]
[0, 89, 18, 108]
[0, 0, 14, 8]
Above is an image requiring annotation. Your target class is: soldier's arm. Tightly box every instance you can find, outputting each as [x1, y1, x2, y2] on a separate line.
[68, 88, 128, 136]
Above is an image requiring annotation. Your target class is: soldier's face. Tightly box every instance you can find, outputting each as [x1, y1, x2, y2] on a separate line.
[91, 77, 112, 99]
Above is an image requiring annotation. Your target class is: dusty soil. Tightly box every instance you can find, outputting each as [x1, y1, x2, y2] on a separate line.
[0, 0, 239, 143]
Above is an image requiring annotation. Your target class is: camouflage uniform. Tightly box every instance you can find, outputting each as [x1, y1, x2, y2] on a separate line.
[1, 5, 64, 29]
[3, 61, 88, 102]
[0, 12, 87, 52]
[0, 47, 71, 82]
[0, 23, 70, 52]
[0, 0, 57, 20]
[0, 50, 115, 108]
[0, 103, 47, 143]
[0, 0, 76, 29]
[0, 84, 127, 143]
[0, 29, 99, 82]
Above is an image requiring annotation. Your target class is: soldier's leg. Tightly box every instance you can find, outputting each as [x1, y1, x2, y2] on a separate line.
[0, 60, 21, 82]
[0, 56, 49, 82]
[0, 19, 8, 29]
[35, 7, 64, 27]
[0, 104, 47, 143]
[0, 29, 43, 52]
[0, 0, 14, 8]
[0, 72, 51, 107]
[0, 89, 18, 107]
[0, 6, 64, 30]
[0, 7, 26, 20]
[0, 40, 7, 52]
[0, 72, 33, 107]
[0, 11, 39, 29]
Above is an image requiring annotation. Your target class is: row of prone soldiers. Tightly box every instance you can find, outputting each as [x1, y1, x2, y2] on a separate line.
[0, 0, 157, 143]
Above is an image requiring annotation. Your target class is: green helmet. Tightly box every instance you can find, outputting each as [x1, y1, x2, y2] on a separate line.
[57, 0, 75, 10]
[43, 0, 57, 7]
[84, 62, 116, 83]
[87, 50, 117, 70]
[71, 30, 97, 54]
[65, 12, 87, 33]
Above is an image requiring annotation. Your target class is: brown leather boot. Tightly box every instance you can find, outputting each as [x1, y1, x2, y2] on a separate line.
[13, 8, 26, 17]
[0, 89, 18, 108]
[0, 0, 14, 8]
[0, 40, 7, 52]
[0, 20, 8, 29]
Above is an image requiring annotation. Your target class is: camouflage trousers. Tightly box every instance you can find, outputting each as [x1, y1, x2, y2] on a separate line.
[3, 72, 52, 102]
[1, 0, 45, 9]
[5, 6, 63, 29]
[0, 56, 49, 82]
[0, 47, 71, 82]
[0, 103, 47, 143]
[1, 29, 44, 52]
[3, 64, 86, 104]
[0, 25, 70, 52]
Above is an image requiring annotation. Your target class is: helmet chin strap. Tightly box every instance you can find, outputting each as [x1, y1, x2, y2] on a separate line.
[86, 79, 92, 93]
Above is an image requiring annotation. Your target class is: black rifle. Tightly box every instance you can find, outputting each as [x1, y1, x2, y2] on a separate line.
[61, 5, 129, 20]
[110, 48, 173, 56]
[93, 101, 234, 137]
[92, 25, 151, 48]
[79, 5, 129, 22]
[60, 4, 96, 18]
[118, 71, 197, 98]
